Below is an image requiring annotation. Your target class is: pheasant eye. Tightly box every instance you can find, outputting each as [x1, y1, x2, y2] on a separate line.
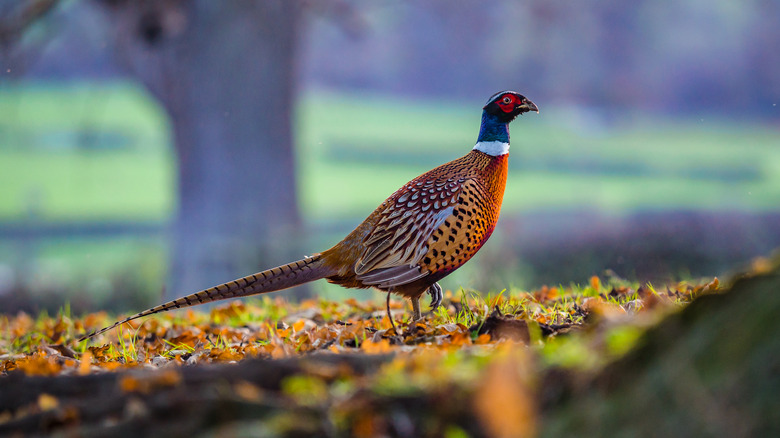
[502, 96, 512, 104]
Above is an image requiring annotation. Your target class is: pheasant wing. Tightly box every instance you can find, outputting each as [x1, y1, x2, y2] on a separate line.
[354, 176, 466, 288]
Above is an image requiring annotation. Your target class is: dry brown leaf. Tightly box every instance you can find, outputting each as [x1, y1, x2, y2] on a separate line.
[15, 354, 62, 376]
[360, 338, 392, 354]
[119, 375, 141, 393]
[473, 348, 536, 438]
[234, 380, 264, 401]
[209, 348, 244, 362]
[533, 286, 559, 302]
[78, 351, 93, 375]
[582, 296, 626, 321]
[475, 333, 492, 345]
[37, 393, 59, 411]
[87, 345, 111, 362]
[119, 370, 182, 394]
[449, 330, 472, 346]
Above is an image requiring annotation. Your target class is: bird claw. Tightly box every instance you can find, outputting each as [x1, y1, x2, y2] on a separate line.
[427, 282, 443, 311]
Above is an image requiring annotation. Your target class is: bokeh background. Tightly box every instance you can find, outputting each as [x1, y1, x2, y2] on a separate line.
[1, 0, 779, 314]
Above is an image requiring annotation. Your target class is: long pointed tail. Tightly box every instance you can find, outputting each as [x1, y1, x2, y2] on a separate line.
[80, 254, 332, 341]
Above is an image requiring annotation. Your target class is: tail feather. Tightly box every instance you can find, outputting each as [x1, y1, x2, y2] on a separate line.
[80, 254, 332, 341]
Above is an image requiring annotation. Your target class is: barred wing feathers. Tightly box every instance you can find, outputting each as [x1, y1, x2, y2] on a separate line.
[354, 176, 466, 288]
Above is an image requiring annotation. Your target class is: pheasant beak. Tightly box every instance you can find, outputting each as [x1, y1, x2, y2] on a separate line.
[519, 99, 539, 114]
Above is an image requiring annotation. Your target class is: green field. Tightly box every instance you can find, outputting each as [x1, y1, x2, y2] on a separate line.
[1, 81, 779, 304]
[298, 92, 780, 216]
[2, 82, 779, 222]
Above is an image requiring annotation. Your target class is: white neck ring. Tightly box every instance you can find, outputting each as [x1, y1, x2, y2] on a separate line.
[473, 141, 510, 156]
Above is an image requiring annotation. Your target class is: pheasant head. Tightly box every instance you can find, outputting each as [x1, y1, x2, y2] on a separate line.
[475, 91, 538, 155]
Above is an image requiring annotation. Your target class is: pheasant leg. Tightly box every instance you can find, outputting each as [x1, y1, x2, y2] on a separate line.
[386, 292, 398, 335]
[411, 296, 422, 320]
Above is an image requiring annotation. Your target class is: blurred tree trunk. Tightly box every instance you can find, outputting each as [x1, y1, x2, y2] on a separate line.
[97, 0, 307, 299]
[0, 0, 59, 76]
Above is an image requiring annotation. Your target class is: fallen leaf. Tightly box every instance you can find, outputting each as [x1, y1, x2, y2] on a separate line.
[234, 380, 264, 401]
[209, 347, 244, 362]
[473, 348, 536, 438]
[37, 393, 59, 411]
[88, 345, 111, 362]
[119, 370, 181, 393]
[591, 275, 601, 291]
[78, 351, 93, 375]
[15, 354, 62, 376]
[361, 338, 392, 354]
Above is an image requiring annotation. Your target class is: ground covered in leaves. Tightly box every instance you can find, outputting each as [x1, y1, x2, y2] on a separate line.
[0, 275, 725, 436]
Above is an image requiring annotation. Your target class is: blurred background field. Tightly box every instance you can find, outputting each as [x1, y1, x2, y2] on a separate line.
[0, 0, 779, 313]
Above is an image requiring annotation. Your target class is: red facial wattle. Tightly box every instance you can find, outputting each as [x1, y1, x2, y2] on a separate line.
[496, 94, 517, 113]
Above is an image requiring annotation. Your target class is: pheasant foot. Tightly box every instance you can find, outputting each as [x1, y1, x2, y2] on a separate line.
[427, 282, 443, 312]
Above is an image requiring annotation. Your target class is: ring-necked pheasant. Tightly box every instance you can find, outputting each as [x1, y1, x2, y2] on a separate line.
[82, 91, 537, 340]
